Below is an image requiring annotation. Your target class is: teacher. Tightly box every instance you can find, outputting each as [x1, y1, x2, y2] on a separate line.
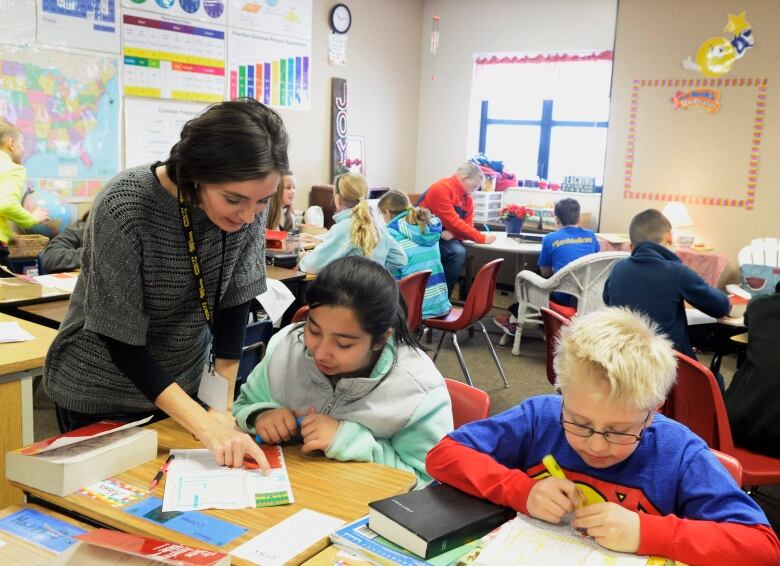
[43, 98, 288, 469]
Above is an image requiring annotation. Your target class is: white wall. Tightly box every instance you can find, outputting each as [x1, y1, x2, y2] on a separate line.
[414, 0, 618, 192]
[288, 0, 424, 208]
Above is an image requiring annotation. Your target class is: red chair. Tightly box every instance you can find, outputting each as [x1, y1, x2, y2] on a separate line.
[445, 378, 491, 428]
[398, 271, 431, 332]
[422, 259, 509, 388]
[540, 307, 572, 387]
[665, 352, 780, 487]
[712, 449, 743, 485]
[291, 305, 310, 323]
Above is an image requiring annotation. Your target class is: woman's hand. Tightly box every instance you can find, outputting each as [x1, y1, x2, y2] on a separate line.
[199, 415, 269, 472]
[300, 407, 340, 453]
[255, 407, 299, 444]
[208, 407, 236, 429]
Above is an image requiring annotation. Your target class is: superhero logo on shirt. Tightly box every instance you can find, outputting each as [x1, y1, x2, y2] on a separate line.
[529, 463, 660, 515]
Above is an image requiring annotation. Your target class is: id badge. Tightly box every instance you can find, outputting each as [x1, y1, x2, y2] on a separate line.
[197, 364, 229, 412]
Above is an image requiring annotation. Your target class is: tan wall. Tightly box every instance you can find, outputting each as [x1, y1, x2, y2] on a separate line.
[601, 0, 780, 283]
[288, 0, 424, 209]
[414, 0, 618, 192]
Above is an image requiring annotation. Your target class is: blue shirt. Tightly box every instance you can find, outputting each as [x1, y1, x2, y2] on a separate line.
[538, 226, 600, 272]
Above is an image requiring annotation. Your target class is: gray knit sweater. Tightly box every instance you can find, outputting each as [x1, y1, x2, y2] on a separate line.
[43, 166, 267, 414]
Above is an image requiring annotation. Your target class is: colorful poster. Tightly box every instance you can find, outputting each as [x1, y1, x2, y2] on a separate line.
[227, 0, 311, 39]
[124, 98, 207, 167]
[226, 0, 312, 110]
[122, 9, 226, 102]
[37, 0, 120, 53]
[227, 28, 309, 109]
[0, 46, 120, 201]
[122, 0, 227, 24]
[0, 0, 36, 45]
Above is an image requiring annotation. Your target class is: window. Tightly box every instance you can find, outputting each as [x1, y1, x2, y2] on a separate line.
[472, 51, 613, 189]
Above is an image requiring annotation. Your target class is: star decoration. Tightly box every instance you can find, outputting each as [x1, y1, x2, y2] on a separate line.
[724, 11, 750, 36]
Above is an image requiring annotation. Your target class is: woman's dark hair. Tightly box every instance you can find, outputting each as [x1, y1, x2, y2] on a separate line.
[164, 97, 289, 204]
[305, 256, 419, 348]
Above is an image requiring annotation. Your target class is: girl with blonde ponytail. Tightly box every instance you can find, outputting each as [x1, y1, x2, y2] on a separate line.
[378, 190, 451, 318]
[299, 172, 406, 274]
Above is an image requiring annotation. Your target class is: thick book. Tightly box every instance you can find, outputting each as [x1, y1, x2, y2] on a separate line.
[0, 266, 42, 300]
[368, 483, 515, 560]
[49, 529, 229, 565]
[5, 425, 157, 496]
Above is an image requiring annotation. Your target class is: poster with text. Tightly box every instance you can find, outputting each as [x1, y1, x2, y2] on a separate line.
[124, 98, 207, 167]
[122, 0, 227, 25]
[0, 46, 120, 200]
[227, 0, 311, 110]
[122, 9, 226, 102]
[37, 0, 120, 53]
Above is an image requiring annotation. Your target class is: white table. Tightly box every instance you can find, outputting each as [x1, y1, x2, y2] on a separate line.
[461, 232, 542, 297]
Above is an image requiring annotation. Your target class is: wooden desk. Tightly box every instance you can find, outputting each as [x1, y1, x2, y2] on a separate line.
[16, 419, 416, 565]
[462, 232, 542, 296]
[0, 314, 58, 507]
[731, 332, 749, 344]
[16, 299, 70, 329]
[0, 504, 94, 565]
[267, 265, 307, 283]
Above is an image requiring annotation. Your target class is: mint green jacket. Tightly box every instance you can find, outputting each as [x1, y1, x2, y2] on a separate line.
[234, 325, 453, 486]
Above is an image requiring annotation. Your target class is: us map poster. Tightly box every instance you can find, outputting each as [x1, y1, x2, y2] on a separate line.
[227, 0, 312, 109]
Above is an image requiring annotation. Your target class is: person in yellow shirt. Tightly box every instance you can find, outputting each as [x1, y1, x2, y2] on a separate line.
[0, 118, 49, 269]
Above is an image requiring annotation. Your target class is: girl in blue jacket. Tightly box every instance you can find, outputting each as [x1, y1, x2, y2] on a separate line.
[234, 256, 453, 485]
[298, 172, 406, 274]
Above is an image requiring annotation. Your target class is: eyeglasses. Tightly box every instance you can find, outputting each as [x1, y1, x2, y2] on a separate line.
[559, 403, 651, 445]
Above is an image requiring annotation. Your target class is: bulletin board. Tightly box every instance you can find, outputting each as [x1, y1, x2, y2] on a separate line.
[622, 76, 767, 210]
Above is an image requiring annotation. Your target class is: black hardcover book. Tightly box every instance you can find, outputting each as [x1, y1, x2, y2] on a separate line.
[367, 483, 515, 560]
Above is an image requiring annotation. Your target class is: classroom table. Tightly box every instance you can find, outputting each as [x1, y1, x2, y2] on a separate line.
[597, 235, 729, 287]
[687, 307, 747, 374]
[15, 418, 417, 566]
[16, 299, 70, 328]
[0, 504, 95, 565]
[461, 232, 542, 297]
[0, 314, 58, 508]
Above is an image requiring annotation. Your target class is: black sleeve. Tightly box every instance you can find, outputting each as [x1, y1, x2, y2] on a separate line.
[213, 300, 251, 360]
[99, 335, 176, 402]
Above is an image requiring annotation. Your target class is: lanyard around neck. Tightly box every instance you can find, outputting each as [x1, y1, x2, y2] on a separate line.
[177, 185, 226, 338]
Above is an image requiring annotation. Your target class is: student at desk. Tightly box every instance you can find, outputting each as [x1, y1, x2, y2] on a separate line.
[298, 172, 406, 274]
[427, 308, 780, 565]
[43, 99, 288, 469]
[234, 256, 453, 485]
[38, 211, 88, 273]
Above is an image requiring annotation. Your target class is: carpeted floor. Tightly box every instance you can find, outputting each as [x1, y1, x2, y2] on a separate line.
[31, 292, 780, 535]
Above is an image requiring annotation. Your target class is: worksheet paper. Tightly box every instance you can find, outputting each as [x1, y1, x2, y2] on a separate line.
[230, 509, 344, 566]
[162, 448, 294, 512]
[0, 322, 34, 343]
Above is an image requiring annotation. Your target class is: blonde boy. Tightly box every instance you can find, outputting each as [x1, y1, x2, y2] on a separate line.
[426, 308, 780, 565]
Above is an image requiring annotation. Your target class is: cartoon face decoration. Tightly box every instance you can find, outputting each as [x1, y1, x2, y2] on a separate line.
[696, 37, 736, 77]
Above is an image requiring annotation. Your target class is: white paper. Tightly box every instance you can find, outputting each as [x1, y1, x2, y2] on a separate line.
[0, 322, 35, 343]
[34, 274, 78, 293]
[197, 367, 230, 412]
[256, 279, 296, 328]
[230, 509, 344, 566]
[163, 448, 294, 512]
[124, 99, 206, 169]
[726, 284, 751, 300]
[686, 308, 717, 326]
[328, 32, 348, 66]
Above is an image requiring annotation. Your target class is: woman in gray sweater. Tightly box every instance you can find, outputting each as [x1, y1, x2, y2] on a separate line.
[43, 98, 288, 469]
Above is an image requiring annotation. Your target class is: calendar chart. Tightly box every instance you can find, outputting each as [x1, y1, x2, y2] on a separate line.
[122, 9, 225, 102]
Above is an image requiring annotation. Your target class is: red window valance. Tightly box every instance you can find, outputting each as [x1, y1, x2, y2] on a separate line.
[475, 50, 613, 66]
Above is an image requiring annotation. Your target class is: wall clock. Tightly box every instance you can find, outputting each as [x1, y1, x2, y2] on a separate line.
[329, 3, 352, 34]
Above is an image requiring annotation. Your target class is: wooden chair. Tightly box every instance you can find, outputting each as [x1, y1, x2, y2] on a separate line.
[422, 259, 508, 389]
[664, 352, 780, 488]
[509, 251, 628, 355]
[540, 307, 571, 387]
[398, 271, 431, 332]
[445, 378, 491, 428]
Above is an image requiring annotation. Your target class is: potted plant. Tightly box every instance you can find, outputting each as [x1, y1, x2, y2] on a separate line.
[499, 204, 531, 234]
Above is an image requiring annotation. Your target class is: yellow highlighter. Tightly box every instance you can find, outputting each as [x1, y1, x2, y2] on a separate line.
[543, 454, 585, 508]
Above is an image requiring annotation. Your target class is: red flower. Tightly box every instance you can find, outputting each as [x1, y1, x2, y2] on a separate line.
[499, 204, 531, 220]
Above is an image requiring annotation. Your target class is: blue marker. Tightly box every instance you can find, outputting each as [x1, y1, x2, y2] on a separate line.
[255, 416, 304, 444]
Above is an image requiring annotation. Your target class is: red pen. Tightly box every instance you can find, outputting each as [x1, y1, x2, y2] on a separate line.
[149, 453, 175, 491]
